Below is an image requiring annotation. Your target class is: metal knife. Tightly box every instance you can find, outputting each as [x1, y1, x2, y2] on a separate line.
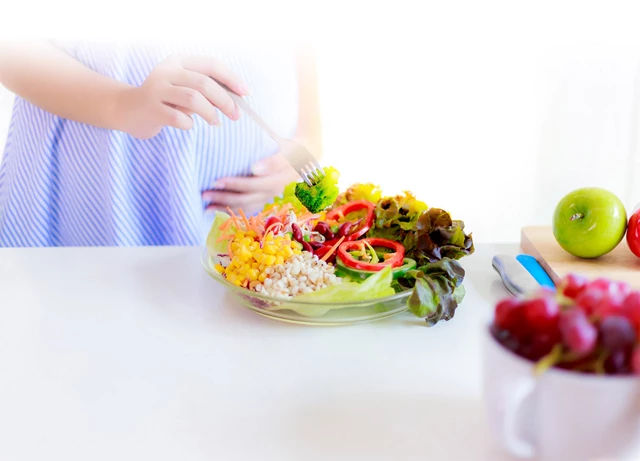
[492, 254, 555, 296]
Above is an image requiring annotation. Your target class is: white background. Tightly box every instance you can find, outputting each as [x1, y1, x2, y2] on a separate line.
[2, 0, 640, 243]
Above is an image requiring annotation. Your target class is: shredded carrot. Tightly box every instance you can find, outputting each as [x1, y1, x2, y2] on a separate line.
[321, 236, 345, 262]
[236, 208, 250, 230]
[220, 216, 235, 231]
[250, 215, 265, 234]
[225, 207, 243, 231]
[275, 203, 293, 217]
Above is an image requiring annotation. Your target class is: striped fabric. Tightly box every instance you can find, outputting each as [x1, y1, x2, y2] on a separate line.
[0, 43, 298, 246]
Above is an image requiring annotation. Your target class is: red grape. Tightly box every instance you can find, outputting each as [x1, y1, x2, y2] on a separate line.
[591, 294, 625, 320]
[600, 315, 636, 352]
[523, 296, 559, 332]
[631, 346, 640, 375]
[587, 278, 630, 298]
[588, 277, 615, 292]
[561, 273, 588, 299]
[518, 331, 561, 361]
[494, 298, 524, 334]
[558, 309, 597, 357]
[574, 287, 607, 314]
[490, 323, 521, 353]
[615, 282, 632, 298]
[605, 349, 630, 374]
[493, 276, 640, 376]
[623, 291, 640, 331]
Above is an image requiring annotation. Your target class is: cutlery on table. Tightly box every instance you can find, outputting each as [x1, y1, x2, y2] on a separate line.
[492, 254, 555, 296]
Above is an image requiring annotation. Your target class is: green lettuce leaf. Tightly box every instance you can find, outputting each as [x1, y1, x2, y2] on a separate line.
[296, 265, 395, 304]
[405, 258, 467, 325]
[263, 181, 306, 213]
[369, 201, 474, 266]
[278, 266, 395, 316]
[206, 211, 231, 256]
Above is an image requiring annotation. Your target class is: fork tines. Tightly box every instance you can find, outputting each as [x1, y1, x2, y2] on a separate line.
[300, 162, 325, 187]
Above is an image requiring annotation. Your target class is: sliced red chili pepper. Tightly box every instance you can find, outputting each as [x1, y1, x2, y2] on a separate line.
[337, 237, 405, 271]
[325, 200, 375, 241]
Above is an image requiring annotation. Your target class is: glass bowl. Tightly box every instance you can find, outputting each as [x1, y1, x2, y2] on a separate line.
[201, 252, 410, 325]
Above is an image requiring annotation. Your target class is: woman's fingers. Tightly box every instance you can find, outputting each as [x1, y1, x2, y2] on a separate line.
[210, 175, 283, 194]
[162, 86, 219, 125]
[203, 190, 265, 209]
[160, 104, 194, 130]
[170, 69, 238, 120]
[181, 56, 249, 97]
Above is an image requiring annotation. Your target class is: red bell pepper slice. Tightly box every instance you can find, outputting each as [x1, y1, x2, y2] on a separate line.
[325, 200, 375, 241]
[337, 238, 405, 271]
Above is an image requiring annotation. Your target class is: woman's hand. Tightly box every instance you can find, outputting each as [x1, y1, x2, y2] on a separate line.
[115, 55, 249, 139]
[202, 153, 299, 216]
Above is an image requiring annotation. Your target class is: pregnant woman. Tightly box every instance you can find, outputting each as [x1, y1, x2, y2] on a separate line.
[0, 41, 321, 246]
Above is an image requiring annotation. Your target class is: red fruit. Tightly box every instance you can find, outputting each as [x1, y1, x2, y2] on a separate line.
[605, 349, 630, 374]
[523, 297, 559, 332]
[518, 331, 561, 361]
[592, 294, 625, 320]
[587, 278, 630, 298]
[559, 309, 597, 357]
[561, 273, 589, 299]
[631, 346, 640, 375]
[490, 323, 521, 354]
[623, 291, 640, 331]
[494, 298, 524, 334]
[627, 209, 640, 258]
[600, 315, 636, 352]
[574, 287, 607, 314]
[587, 277, 615, 293]
[611, 281, 632, 299]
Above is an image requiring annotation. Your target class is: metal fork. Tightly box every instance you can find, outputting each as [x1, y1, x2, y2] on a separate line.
[224, 90, 324, 186]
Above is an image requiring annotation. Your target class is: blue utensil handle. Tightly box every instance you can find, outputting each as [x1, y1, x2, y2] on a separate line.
[516, 254, 556, 289]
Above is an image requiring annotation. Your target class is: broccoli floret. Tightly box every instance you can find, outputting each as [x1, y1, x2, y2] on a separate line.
[294, 166, 340, 213]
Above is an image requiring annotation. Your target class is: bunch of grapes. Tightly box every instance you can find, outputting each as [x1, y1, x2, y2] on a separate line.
[492, 274, 640, 375]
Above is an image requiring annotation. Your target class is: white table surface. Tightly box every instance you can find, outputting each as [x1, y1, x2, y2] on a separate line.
[0, 244, 519, 461]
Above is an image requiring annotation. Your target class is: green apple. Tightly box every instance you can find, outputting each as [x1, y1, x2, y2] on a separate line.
[552, 187, 627, 258]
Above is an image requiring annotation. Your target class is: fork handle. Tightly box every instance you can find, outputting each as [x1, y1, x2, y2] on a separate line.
[224, 89, 284, 144]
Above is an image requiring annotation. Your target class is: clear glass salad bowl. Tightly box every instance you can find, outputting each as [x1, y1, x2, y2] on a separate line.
[201, 251, 410, 325]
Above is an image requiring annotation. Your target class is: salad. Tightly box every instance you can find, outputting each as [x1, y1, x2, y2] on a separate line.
[206, 167, 474, 325]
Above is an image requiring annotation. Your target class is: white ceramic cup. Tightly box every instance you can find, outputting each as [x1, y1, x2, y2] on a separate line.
[483, 326, 640, 460]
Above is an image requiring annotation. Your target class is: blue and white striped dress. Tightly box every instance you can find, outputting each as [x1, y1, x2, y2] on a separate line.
[0, 43, 299, 246]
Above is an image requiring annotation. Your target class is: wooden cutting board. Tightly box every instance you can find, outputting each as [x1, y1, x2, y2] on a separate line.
[521, 226, 640, 289]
